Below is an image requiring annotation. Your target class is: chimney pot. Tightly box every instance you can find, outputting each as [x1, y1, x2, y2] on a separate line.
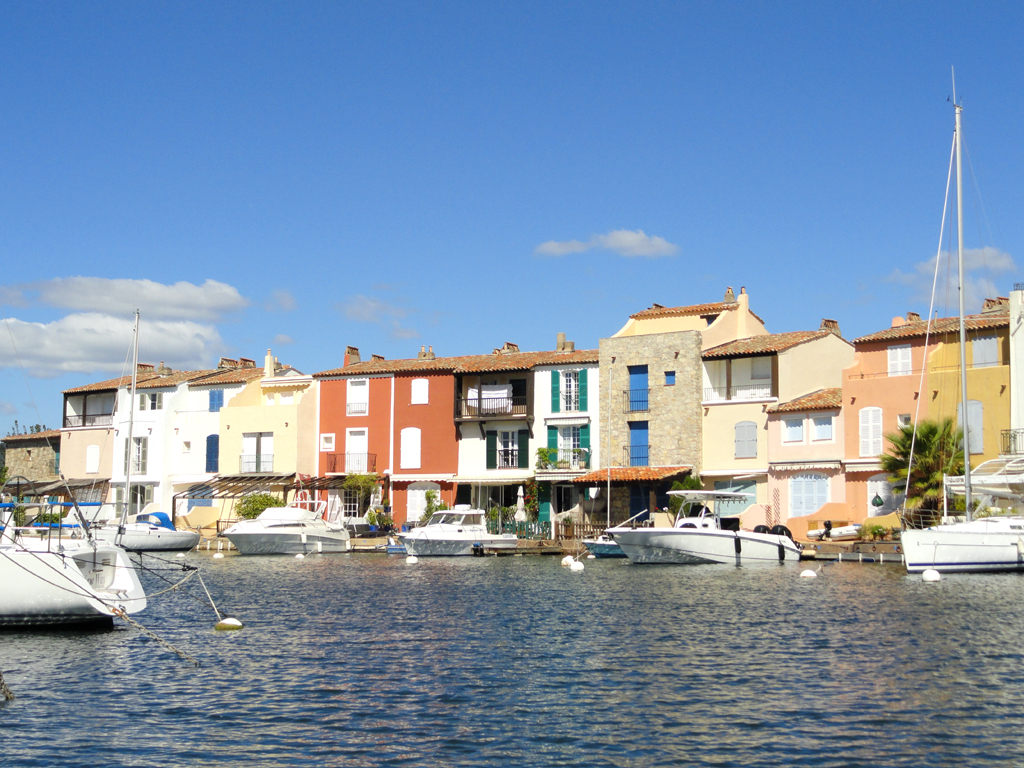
[724, 287, 736, 303]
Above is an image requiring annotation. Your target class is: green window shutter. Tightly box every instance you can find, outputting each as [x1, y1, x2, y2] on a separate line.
[551, 371, 560, 413]
[579, 368, 588, 411]
[518, 429, 529, 469]
[580, 424, 590, 449]
[539, 482, 552, 522]
[547, 426, 558, 449]
[486, 431, 497, 469]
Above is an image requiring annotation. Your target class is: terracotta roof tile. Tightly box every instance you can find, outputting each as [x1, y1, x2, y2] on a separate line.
[853, 308, 1009, 344]
[630, 301, 738, 320]
[315, 349, 599, 378]
[2, 429, 62, 443]
[702, 330, 833, 359]
[767, 388, 843, 414]
[189, 367, 267, 386]
[571, 466, 693, 484]
[64, 373, 164, 394]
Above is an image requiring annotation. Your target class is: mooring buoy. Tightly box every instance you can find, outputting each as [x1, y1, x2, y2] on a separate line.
[215, 617, 244, 631]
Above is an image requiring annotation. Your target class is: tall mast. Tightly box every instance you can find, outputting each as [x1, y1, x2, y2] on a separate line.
[118, 310, 141, 541]
[955, 102, 973, 519]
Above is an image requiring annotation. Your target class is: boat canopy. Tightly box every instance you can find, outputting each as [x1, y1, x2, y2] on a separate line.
[944, 457, 1024, 501]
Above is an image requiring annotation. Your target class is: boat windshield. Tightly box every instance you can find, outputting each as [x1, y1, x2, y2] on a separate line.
[257, 505, 318, 523]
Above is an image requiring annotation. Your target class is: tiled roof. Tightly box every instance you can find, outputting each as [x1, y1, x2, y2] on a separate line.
[189, 367, 266, 386]
[64, 373, 164, 394]
[571, 466, 693, 484]
[630, 301, 738, 320]
[767, 388, 843, 414]
[64, 361, 273, 395]
[702, 330, 832, 359]
[2, 429, 62, 443]
[315, 349, 599, 378]
[853, 308, 1010, 344]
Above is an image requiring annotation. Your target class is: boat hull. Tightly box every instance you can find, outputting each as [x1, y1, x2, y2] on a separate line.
[903, 520, 1024, 573]
[610, 527, 801, 565]
[94, 526, 201, 552]
[582, 538, 626, 558]
[399, 533, 518, 557]
[222, 530, 351, 555]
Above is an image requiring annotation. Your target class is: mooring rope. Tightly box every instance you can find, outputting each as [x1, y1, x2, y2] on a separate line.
[113, 608, 201, 667]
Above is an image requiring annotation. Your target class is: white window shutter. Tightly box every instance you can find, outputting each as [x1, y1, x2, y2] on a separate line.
[401, 427, 421, 469]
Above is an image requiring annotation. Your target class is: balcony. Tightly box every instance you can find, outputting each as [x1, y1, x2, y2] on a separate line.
[63, 413, 114, 428]
[536, 448, 592, 471]
[347, 402, 368, 416]
[623, 444, 649, 467]
[622, 389, 649, 413]
[456, 395, 529, 421]
[703, 383, 773, 403]
[239, 454, 274, 473]
[1002, 429, 1024, 456]
[327, 452, 377, 474]
[496, 448, 520, 469]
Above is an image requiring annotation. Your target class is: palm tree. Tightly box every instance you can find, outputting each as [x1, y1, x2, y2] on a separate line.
[880, 417, 964, 528]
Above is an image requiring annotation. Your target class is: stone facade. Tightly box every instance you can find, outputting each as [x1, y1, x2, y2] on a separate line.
[598, 330, 703, 472]
[2, 431, 61, 483]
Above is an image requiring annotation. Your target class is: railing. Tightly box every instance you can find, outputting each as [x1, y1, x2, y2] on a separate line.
[496, 448, 520, 469]
[457, 395, 529, 418]
[703, 383, 773, 402]
[624, 444, 649, 467]
[536, 448, 591, 471]
[347, 402, 368, 416]
[239, 454, 274, 472]
[1002, 429, 1024, 456]
[327, 453, 377, 473]
[487, 519, 551, 538]
[622, 388, 649, 412]
[63, 414, 114, 427]
[561, 393, 580, 412]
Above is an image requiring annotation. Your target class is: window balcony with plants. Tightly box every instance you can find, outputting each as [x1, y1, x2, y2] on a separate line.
[535, 447, 592, 471]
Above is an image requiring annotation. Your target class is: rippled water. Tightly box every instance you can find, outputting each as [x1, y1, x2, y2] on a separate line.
[3, 552, 1024, 766]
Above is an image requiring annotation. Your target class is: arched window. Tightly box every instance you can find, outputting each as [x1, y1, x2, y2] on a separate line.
[859, 407, 882, 457]
[790, 473, 828, 517]
[734, 421, 758, 458]
[867, 473, 904, 516]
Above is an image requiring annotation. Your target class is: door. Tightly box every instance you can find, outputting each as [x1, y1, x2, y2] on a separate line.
[628, 421, 649, 466]
[347, 429, 368, 472]
[628, 365, 649, 410]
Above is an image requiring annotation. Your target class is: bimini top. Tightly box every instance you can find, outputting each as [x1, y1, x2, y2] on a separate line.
[945, 457, 1024, 500]
[666, 490, 754, 501]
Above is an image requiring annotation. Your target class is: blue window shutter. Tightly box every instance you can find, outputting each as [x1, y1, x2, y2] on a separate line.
[486, 431, 497, 469]
[205, 434, 219, 472]
[579, 369, 588, 411]
[518, 430, 529, 469]
[209, 389, 223, 413]
[551, 371, 560, 413]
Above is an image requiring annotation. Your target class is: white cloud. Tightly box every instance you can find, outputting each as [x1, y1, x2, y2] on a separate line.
[0, 400, 16, 415]
[267, 290, 296, 312]
[0, 313, 224, 377]
[886, 247, 1016, 313]
[340, 295, 420, 339]
[12, 278, 248, 321]
[273, 334, 295, 346]
[535, 229, 678, 258]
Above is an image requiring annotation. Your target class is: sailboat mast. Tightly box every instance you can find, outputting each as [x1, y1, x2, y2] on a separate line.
[118, 310, 141, 539]
[954, 103, 973, 519]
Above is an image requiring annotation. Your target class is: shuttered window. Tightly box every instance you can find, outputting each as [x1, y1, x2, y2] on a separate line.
[859, 407, 883, 457]
[551, 371, 560, 413]
[578, 369, 588, 411]
[410, 378, 429, 404]
[209, 389, 224, 412]
[956, 400, 984, 455]
[486, 431, 498, 469]
[887, 344, 912, 376]
[518, 430, 530, 469]
[734, 421, 758, 458]
[400, 427, 421, 469]
[205, 434, 219, 473]
[783, 418, 804, 443]
[790, 473, 828, 517]
[973, 335, 999, 368]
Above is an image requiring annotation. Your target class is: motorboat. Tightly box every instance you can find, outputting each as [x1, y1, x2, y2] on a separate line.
[582, 533, 625, 558]
[608, 490, 801, 565]
[398, 507, 518, 556]
[93, 509, 202, 552]
[220, 499, 351, 555]
[903, 516, 1024, 573]
[0, 487, 147, 628]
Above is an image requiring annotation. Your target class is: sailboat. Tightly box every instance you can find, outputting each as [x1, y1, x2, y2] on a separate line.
[901, 92, 1024, 573]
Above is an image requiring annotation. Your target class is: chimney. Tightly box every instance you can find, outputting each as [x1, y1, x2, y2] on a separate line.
[493, 342, 520, 355]
[724, 286, 736, 303]
[137, 363, 155, 373]
[239, 357, 255, 368]
[344, 346, 360, 367]
[264, 349, 275, 378]
[891, 317, 906, 328]
[156, 361, 172, 374]
[218, 357, 238, 369]
[426, 345, 435, 360]
[371, 354, 385, 362]
[819, 319, 841, 337]
[906, 312, 921, 323]
[556, 332, 566, 351]
[418, 345, 427, 359]
[564, 340, 575, 351]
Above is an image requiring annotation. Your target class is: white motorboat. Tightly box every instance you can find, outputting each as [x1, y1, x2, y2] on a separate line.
[903, 517, 1024, 573]
[220, 500, 351, 555]
[0, 493, 147, 628]
[94, 510, 201, 552]
[608, 491, 801, 565]
[398, 508, 518, 556]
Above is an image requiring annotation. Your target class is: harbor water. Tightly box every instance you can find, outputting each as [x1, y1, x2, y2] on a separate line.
[3, 553, 1024, 766]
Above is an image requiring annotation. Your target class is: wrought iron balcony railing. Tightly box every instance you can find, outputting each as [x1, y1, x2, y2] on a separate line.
[623, 444, 649, 467]
[536, 447, 591, 471]
[622, 389, 649, 413]
[457, 395, 529, 419]
[240, 454, 274, 473]
[1001, 429, 1024, 456]
[496, 448, 520, 469]
[327, 452, 377, 473]
[347, 402, 368, 416]
[64, 413, 114, 427]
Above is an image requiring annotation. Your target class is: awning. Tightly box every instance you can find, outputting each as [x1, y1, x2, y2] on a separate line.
[571, 466, 693, 484]
[769, 461, 842, 472]
[543, 415, 591, 427]
[3, 477, 109, 498]
[454, 473, 533, 484]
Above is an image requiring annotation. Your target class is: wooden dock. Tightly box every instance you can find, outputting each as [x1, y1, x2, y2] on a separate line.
[799, 540, 904, 564]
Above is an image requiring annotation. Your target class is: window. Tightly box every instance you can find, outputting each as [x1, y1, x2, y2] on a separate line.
[498, 430, 518, 469]
[341, 488, 360, 517]
[320, 433, 335, 452]
[280, 391, 294, 405]
[665, 371, 675, 386]
[790, 473, 828, 517]
[139, 392, 162, 410]
[783, 418, 804, 443]
[209, 389, 224, 412]
[347, 379, 369, 415]
[346, 429, 369, 472]
[124, 437, 148, 475]
[183, 441, 191, 454]
[734, 421, 758, 459]
[956, 400, 984, 455]
[119, 483, 153, 516]
[887, 344, 912, 376]
[411, 378, 429, 405]
[241, 432, 273, 472]
[859, 407, 883, 457]
[265, 393, 275, 406]
[85, 444, 100, 474]
[561, 370, 579, 411]
[205, 434, 219, 473]
[813, 415, 833, 441]
[897, 414, 911, 429]
[751, 357, 771, 380]
[400, 427, 421, 469]
[973, 335, 999, 368]
[560, 426, 581, 451]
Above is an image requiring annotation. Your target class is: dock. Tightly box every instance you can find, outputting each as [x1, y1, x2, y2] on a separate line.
[799, 540, 904, 564]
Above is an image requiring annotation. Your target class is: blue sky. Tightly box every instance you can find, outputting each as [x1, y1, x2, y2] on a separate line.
[1, 1, 1022, 437]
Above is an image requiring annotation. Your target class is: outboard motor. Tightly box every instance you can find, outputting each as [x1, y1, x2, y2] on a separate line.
[822, 520, 833, 541]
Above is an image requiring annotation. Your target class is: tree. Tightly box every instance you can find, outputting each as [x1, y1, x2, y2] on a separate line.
[343, 473, 379, 517]
[668, 473, 704, 516]
[235, 492, 283, 519]
[880, 417, 964, 528]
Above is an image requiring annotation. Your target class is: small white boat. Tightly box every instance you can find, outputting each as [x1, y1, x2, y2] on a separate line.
[807, 523, 862, 542]
[93, 510, 201, 552]
[582, 534, 625, 558]
[398, 508, 518, 556]
[608, 491, 802, 565]
[220, 500, 351, 555]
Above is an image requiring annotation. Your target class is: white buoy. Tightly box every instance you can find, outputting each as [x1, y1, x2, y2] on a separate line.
[922, 568, 942, 582]
[295, 553, 305, 560]
[569, 559, 585, 571]
[587, 554, 596, 559]
[176, 553, 186, 558]
[213, 552, 225, 559]
[214, 617, 243, 631]
[561, 555, 574, 567]
[406, 555, 418, 564]
[800, 569, 817, 579]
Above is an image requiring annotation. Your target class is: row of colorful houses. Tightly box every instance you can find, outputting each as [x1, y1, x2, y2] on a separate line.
[4, 284, 1021, 537]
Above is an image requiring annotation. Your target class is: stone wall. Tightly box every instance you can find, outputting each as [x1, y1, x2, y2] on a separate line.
[3, 435, 60, 483]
